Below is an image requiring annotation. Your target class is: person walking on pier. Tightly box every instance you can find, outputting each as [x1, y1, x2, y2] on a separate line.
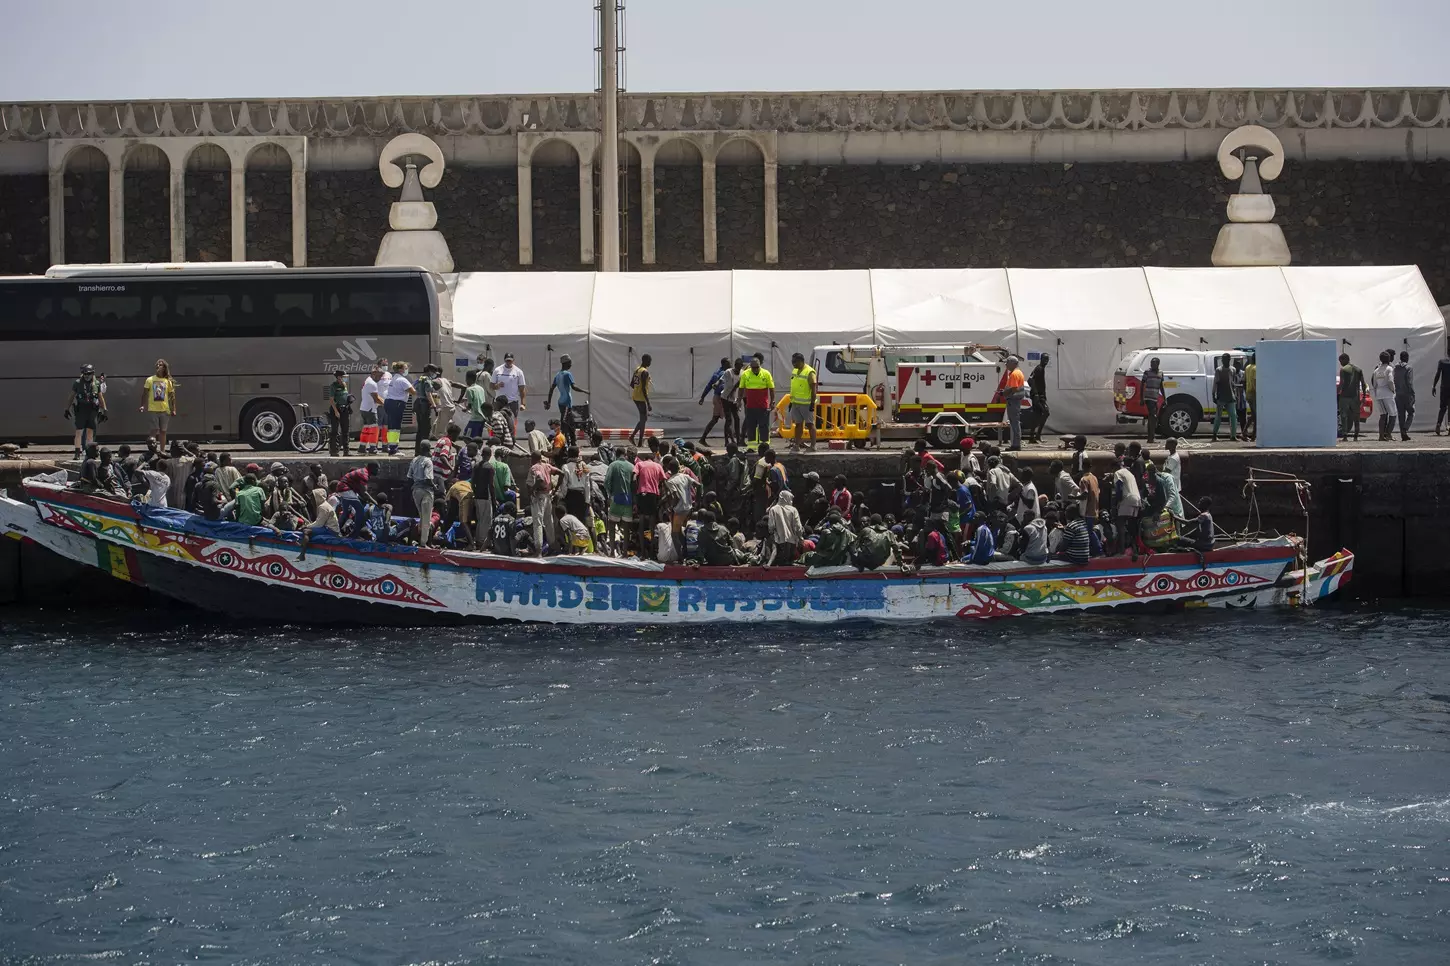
[1394, 351, 1416, 441]
[1002, 356, 1027, 451]
[629, 354, 653, 448]
[788, 352, 818, 452]
[1026, 353, 1050, 444]
[1338, 353, 1366, 440]
[738, 354, 775, 453]
[1434, 354, 1450, 435]
[698, 357, 736, 446]
[1210, 354, 1239, 442]
[545, 354, 587, 447]
[327, 369, 351, 457]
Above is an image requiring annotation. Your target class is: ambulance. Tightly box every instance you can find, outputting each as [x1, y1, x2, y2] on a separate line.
[811, 343, 1030, 447]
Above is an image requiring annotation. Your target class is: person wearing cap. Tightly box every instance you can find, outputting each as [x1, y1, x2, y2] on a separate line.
[382, 362, 415, 456]
[327, 368, 352, 457]
[359, 362, 385, 455]
[64, 364, 107, 459]
[1002, 356, 1027, 451]
[545, 354, 587, 447]
[492, 354, 527, 430]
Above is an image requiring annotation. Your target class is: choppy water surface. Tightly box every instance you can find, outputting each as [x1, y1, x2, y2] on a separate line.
[2, 608, 1448, 964]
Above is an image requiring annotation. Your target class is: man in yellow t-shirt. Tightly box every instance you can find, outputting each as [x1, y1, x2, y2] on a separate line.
[737, 353, 775, 452]
[140, 359, 177, 449]
[788, 352, 818, 451]
[629, 354, 653, 448]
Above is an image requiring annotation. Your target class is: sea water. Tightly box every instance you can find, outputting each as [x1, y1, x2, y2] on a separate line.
[2, 607, 1447, 964]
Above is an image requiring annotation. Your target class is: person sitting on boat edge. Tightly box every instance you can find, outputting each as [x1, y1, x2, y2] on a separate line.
[1179, 496, 1216, 559]
[849, 515, 898, 571]
[335, 462, 382, 538]
[222, 473, 267, 527]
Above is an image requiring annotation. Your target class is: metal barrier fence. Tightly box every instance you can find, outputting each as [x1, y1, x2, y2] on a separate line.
[774, 393, 878, 441]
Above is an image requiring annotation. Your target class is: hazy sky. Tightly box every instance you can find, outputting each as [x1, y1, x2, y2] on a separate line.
[4, 0, 1446, 101]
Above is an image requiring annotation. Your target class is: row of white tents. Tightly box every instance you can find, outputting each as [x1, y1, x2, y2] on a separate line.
[444, 266, 1446, 435]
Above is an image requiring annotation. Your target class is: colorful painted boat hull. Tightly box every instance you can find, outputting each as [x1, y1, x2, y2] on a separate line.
[4, 483, 1353, 625]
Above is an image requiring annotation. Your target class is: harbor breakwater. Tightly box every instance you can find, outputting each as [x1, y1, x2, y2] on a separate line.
[1, 446, 1441, 607]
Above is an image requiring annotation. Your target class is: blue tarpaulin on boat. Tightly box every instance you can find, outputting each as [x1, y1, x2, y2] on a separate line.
[135, 504, 418, 556]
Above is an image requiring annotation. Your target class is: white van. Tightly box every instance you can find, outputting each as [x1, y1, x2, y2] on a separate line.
[1114, 347, 1249, 437]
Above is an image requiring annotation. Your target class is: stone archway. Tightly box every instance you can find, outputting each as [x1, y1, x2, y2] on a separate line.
[245, 142, 294, 264]
[715, 136, 767, 267]
[122, 144, 170, 263]
[61, 145, 109, 265]
[184, 143, 231, 261]
[521, 137, 587, 269]
[652, 137, 705, 269]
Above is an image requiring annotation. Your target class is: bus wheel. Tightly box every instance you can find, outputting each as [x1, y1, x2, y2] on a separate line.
[242, 401, 293, 450]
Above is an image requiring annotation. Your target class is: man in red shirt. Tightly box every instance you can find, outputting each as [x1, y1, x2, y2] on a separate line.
[336, 461, 380, 536]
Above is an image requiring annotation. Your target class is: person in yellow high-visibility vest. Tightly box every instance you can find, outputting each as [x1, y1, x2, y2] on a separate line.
[738, 353, 775, 452]
[788, 352, 818, 452]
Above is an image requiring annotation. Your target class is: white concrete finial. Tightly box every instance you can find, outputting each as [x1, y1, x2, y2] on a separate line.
[379, 133, 445, 189]
[1211, 125, 1290, 267]
[375, 133, 452, 272]
[1217, 125, 1284, 183]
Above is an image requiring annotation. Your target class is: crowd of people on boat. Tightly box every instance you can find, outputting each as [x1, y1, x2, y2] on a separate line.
[67, 421, 1218, 571]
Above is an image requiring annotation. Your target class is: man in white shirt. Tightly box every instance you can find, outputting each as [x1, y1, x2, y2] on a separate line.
[1162, 438, 1182, 492]
[492, 354, 527, 429]
[138, 458, 172, 508]
[359, 362, 385, 455]
[1112, 461, 1142, 556]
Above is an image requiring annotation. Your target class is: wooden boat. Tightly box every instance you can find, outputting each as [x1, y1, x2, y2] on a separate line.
[1, 481, 1353, 625]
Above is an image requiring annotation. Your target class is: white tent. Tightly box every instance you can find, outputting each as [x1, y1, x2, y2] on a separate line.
[449, 273, 595, 409]
[588, 272, 733, 433]
[869, 268, 1016, 348]
[1007, 268, 1161, 432]
[731, 270, 874, 373]
[1283, 266, 1446, 401]
[1145, 266, 1303, 350]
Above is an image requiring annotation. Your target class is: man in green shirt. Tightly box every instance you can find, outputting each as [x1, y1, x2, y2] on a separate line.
[462, 370, 490, 438]
[328, 369, 351, 457]
[1338, 353, 1366, 441]
[488, 449, 515, 504]
[226, 474, 267, 527]
[604, 446, 638, 555]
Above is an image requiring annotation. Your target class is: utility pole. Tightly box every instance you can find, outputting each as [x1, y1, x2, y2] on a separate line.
[598, 0, 621, 272]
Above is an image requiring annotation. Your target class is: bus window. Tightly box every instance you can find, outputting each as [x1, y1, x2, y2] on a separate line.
[87, 294, 145, 323]
[343, 279, 428, 329]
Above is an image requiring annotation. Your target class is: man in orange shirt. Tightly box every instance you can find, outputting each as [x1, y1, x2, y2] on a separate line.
[1003, 356, 1027, 451]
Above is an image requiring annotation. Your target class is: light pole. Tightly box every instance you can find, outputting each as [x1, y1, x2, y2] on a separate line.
[598, 0, 621, 272]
